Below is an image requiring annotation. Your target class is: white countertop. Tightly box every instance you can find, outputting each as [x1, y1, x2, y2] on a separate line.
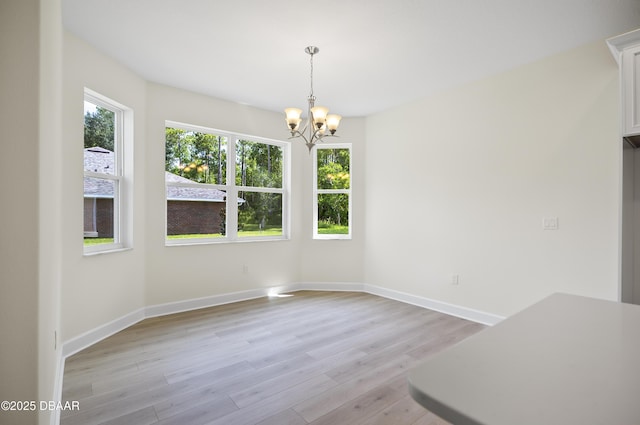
[408, 293, 640, 425]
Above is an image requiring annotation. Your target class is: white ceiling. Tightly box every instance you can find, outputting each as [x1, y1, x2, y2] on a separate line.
[62, 0, 640, 117]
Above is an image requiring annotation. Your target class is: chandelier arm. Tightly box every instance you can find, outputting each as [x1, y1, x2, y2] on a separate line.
[300, 118, 310, 138]
[311, 130, 338, 144]
[288, 130, 309, 145]
[311, 128, 324, 143]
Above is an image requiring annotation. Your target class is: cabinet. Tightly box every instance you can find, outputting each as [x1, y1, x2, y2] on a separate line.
[608, 29, 640, 137]
[610, 28, 640, 305]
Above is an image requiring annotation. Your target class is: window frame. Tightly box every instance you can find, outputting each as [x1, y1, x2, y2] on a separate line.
[83, 89, 132, 255]
[164, 121, 290, 245]
[313, 143, 352, 240]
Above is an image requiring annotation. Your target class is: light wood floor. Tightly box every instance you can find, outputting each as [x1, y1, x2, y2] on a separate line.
[61, 291, 485, 425]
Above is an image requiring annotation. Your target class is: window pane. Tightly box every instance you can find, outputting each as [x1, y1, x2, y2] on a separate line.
[84, 101, 117, 248]
[317, 148, 350, 190]
[84, 101, 115, 153]
[165, 127, 227, 185]
[84, 177, 116, 245]
[166, 184, 227, 239]
[84, 146, 115, 174]
[236, 140, 283, 188]
[318, 193, 349, 235]
[238, 192, 283, 237]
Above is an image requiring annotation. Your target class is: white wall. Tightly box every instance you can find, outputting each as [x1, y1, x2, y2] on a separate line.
[297, 117, 367, 284]
[144, 83, 366, 304]
[60, 28, 623, 341]
[39, 0, 63, 424]
[0, 2, 63, 424]
[60, 38, 367, 337]
[364, 40, 621, 317]
[144, 83, 305, 305]
[0, 2, 40, 424]
[61, 32, 147, 341]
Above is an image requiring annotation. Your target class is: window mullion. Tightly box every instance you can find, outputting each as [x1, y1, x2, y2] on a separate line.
[236, 186, 284, 194]
[166, 181, 228, 191]
[84, 171, 121, 181]
[316, 189, 350, 195]
[226, 136, 238, 240]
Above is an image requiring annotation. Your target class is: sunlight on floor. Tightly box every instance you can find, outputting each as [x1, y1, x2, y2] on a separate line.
[267, 288, 295, 298]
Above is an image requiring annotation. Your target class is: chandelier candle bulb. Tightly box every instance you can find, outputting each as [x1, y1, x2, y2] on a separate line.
[326, 114, 342, 134]
[284, 108, 302, 130]
[310, 106, 329, 128]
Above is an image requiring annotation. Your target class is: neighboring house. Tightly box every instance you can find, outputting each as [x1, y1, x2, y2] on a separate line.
[164, 172, 230, 236]
[83, 147, 116, 238]
[84, 147, 234, 237]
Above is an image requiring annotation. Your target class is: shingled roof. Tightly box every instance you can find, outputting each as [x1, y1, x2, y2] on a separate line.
[164, 172, 227, 202]
[84, 147, 230, 202]
[84, 147, 116, 198]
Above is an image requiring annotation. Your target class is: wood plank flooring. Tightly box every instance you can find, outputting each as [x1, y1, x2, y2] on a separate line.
[60, 291, 485, 425]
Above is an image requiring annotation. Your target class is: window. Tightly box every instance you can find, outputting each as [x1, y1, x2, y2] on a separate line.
[83, 89, 131, 254]
[313, 144, 352, 239]
[165, 121, 289, 244]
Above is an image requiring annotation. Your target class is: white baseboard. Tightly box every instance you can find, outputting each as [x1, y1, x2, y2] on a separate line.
[62, 307, 146, 358]
[54, 281, 502, 425]
[61, 282, 503, 360]
[145, 288, 268, 318]
[51, 352, 64, 425]
[295, 281, 365, 292]
[295, 282, 504, 326]
[61, 286, 300, 359]
[362, 284, 504, 326]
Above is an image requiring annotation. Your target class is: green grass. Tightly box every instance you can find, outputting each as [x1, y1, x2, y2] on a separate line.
[238, 224, 282, 237]
[168, 233, 224, 240]
[238, 229, 282, 237]
[166, 225, 282, 240]
[86, 224, 342, 245]
[84, 238, 114, 246]
[317, 223, 349, 235]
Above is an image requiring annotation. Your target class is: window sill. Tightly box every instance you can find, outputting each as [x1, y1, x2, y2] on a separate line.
[83, 246, 133, 257]
[313, 235, 352, 241]
[166, 236, 289, 247]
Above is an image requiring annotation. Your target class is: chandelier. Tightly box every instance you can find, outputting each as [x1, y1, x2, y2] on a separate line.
[284, 46, 342, 152]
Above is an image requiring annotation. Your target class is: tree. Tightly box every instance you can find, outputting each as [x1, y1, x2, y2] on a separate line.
[317, 148, 350, 226]
[84, 106, 115, 150]
[165, 128, 226, 184]
[236, 140, 284, 228]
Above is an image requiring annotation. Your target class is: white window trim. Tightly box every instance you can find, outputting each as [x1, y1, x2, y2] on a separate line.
[313, 143, 352, 240]
[165, 121, 290, 246]
[83, 89, 133, 255]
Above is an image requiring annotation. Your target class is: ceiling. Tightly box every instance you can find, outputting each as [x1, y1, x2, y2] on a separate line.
[62, 0, 640, 117]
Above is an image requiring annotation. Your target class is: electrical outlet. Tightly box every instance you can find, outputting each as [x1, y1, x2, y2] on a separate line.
[242, 264, 249, 274]
[543, 217, 559, 230]
[451, 274, 459, 285]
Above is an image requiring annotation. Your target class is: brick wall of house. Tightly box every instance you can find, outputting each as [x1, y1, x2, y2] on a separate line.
[84, 197, 114, 238]
[84, 199, 223, 238]
[83, 198, 96, 234]
[96, 198, 114, 237]
[167, 200, 224, 235]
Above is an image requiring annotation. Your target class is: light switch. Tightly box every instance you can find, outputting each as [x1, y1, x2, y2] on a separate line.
[543, 217, 559, 230]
